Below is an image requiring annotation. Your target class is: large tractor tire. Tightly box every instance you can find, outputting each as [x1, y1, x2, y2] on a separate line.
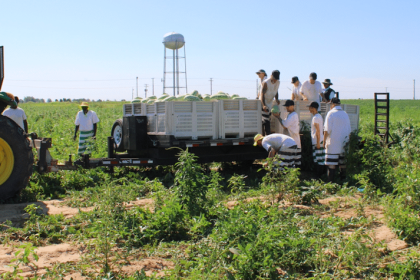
[111, 119, 125, 152]
[0, 115, 34, 201]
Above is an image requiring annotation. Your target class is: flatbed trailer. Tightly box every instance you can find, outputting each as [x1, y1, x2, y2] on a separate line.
[34, 134, 266, 173]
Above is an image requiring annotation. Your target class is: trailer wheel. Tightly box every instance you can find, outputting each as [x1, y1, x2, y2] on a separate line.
[0, 116, 34, 200]
[111, 119, 125, 152]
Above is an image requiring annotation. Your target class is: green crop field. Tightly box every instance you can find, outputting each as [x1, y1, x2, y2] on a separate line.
[1, 99, 420, 279]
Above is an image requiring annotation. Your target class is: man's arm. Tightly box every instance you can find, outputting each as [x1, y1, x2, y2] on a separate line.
[260, 82, 268, 112]
[74, 125, 79, 141]
[23, 120, 28, 134]
[93, 123, 97, 138]
[300, 87, 308, 101]
[323, 131, 328, 148]
[314, 123, 320, 149]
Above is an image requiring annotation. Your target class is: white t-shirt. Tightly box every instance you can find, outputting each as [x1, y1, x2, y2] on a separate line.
[262, 133, 296, 152]
[324, 106, 351, 154]
[291, 82, 302, 100]
[3, 107, 27, 130]
[261, 78, 280, 111]
[282, 111, 301, 148]
[75, 110, 100, 131]
[300, 80, 323, 105]
[311, 113, 324, 145]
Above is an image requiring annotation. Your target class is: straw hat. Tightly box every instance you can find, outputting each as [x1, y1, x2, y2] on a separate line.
[80, 102, 89, 107]
[253, 134, 264, 146]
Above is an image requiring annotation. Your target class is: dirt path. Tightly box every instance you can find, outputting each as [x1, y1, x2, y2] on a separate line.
[0, 242, 174, 278]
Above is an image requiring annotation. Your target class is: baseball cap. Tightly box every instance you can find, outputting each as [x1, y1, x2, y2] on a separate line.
[283, 100, 294, 107]
[331, 98, 341, 104]
[256, 69, 266, 74]
[307, 101, 319, 109]
[291, 76, 299, 83]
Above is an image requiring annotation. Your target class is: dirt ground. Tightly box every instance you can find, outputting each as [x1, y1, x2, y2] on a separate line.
[0, 199, 170, 278]
[0, 195, 408, 278]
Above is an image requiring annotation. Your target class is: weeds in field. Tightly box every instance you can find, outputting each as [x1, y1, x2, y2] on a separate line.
[1, 242, 39, 279]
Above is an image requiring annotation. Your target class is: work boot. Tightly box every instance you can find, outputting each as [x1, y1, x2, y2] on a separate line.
[327, 167, 336, 182]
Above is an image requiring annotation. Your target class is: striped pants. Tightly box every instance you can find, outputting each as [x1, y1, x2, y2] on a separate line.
[78, 130, 94, 155]
[325, 153, 345, 166]
[312, 144, 326, 165]
[276, 145, 301, 167]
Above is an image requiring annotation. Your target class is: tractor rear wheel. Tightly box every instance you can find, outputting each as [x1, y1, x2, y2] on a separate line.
[0, 115, 34, 201]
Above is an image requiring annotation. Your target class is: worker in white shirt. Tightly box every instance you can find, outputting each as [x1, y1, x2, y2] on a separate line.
[256, 69, 268, 100]
[324, 98, 351, 182]
[308, 101, 325, 176]
[260, 70, 280, 136]
[272, 100, 301, 149]
[290, 76, 303, 100]
[300, 72, 324, 107]
[2, 96, 28, 133]
[74, 102, 100, 156]
[254, 133, 301, 167]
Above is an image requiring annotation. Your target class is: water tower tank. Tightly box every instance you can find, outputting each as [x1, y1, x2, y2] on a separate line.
[163, 32, 185, 50]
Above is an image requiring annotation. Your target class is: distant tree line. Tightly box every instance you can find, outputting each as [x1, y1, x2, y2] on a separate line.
[21, 97, 120, 103]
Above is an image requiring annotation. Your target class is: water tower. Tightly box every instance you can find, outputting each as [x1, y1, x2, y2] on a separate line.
[163, 32, 188, 96]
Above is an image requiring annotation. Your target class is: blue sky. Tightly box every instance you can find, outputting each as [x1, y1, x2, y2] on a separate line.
[1, 0, 419, 100]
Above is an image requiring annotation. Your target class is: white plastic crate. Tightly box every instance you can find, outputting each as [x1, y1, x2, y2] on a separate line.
[145, 102, 169, 134]
[170, 101, 218, 140]
[342, 104, 360, 132]
[123, 103, 144, 117]
[219, 100, 262, 138]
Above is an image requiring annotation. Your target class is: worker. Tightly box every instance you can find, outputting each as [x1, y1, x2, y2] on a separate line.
[254, 133, 301, 167]
[308, 101, 325, 175]
[322, 79, 336, 102]
[73, 102, 99, 156]
[2, 96, 28, 133]
[256, 69, 268, 100]
[300, 72, 324, 107]
[272, 100, 301, 149]
[323, 98, 351, 182]
[260, 70, 280, 135]
[290, 76, 303, 100]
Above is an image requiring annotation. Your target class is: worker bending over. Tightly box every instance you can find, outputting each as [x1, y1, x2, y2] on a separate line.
[324, 98, 351, 181]
[254, 133, 301, 168]
[73, 102, 100, 156]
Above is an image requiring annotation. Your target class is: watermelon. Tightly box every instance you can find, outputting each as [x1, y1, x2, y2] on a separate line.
[147, 99, 155, 104]
[131, 99, 141, 103]
[184, 95, 201, 101]
[148, 96, 157, 100]
[191, 90, 199, 97]
[163, 96, 177, 102]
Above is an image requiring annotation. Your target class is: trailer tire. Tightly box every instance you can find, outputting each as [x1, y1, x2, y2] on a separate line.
[0, 115, 34, 201]
[111, 119, 125, 152]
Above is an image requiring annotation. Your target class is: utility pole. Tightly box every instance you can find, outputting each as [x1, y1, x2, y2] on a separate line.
[152, 78, 155, 96]
[144, 84, 148, 98]
[136, 77, 138, 97]
[132, 88, 134, 100]
[414, 79, 416, 100]
[385, 87, 387, 93]
[210, 78, 213, 95]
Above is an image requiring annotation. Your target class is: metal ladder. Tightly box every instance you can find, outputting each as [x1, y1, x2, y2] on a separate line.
[374, 92, 392, 144]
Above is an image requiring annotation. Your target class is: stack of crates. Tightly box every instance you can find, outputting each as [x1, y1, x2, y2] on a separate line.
[218, 99, 262, 138]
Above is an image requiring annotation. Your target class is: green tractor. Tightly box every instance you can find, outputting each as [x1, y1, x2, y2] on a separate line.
[0, 46, 34, 200]
[0, 92, 34, 200]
